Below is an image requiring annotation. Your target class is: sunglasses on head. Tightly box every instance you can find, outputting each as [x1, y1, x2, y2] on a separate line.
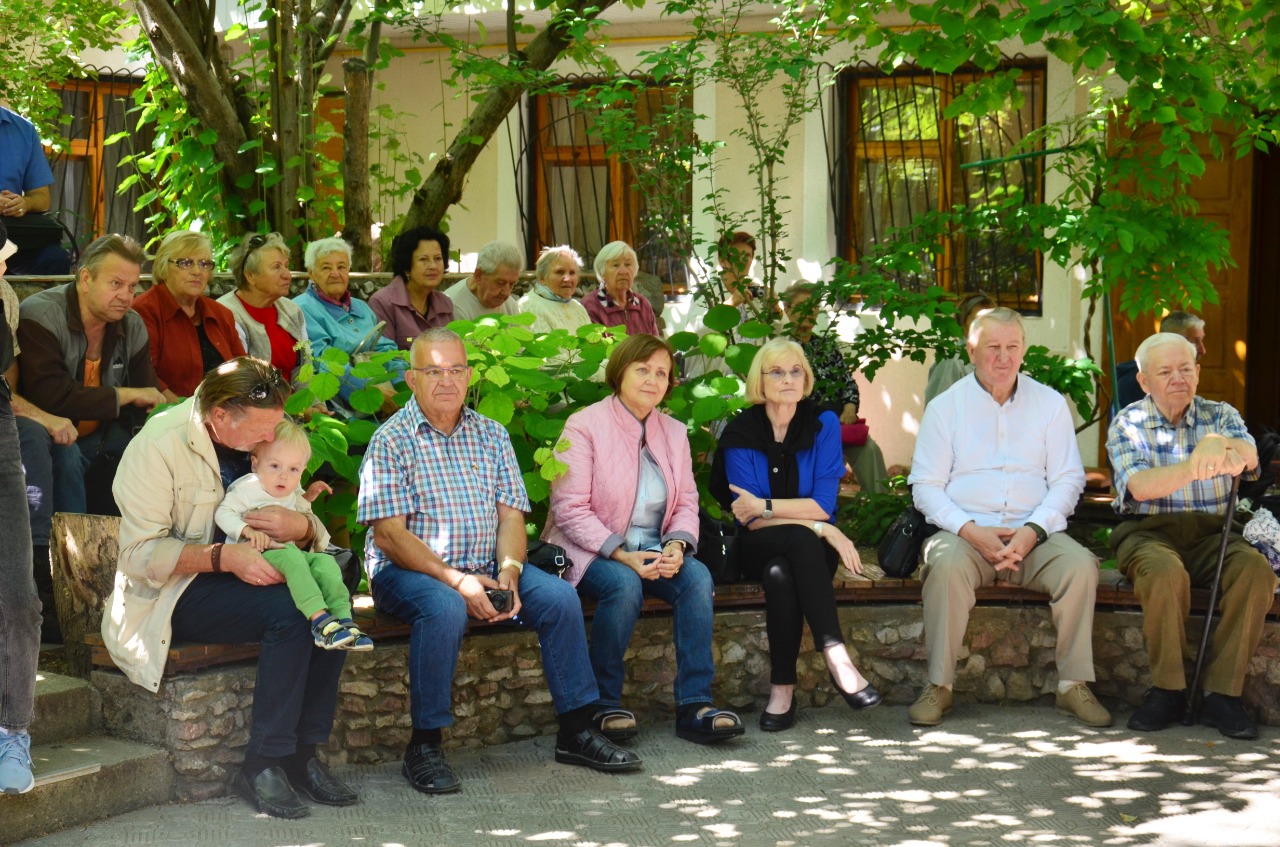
[247, 369, 289, 401]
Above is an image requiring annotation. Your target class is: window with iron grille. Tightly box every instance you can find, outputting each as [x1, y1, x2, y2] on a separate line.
[835, 60, 1047, 312]
[523, 79, 694, 294]
[47, 70, 151, 254]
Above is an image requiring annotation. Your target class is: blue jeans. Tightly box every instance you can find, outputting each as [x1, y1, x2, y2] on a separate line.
[0, 405, 41, 732]
[173, 574, 346, 758]
[371, 563, 598, 730]
[577, 556, 716, 709]
[16, 417, 83, 546]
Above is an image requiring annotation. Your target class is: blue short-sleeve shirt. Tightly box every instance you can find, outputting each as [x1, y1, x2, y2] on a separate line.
[0, 108, 55, 194]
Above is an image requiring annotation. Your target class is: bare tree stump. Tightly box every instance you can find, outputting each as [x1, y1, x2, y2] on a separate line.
[50, 513, 120, 678]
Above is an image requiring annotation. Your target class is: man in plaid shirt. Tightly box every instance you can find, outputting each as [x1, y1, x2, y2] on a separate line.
[358, 328, 641, 795]
[1107, 332, 1276, 739]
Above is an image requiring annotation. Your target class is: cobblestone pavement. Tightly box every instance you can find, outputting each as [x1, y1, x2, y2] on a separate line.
[16, 699, 1280, 847]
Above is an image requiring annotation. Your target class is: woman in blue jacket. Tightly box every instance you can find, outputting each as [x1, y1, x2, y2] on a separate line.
[712, 338, 880, 732]
[294, 237, 406, 413]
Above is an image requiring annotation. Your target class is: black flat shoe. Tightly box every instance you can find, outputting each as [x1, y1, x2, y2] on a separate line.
[232, 766, 309, 819]
[830, 672, 882, 711]
[1200, 692, 1259, 740]
[554, 728, 643, 772]
[759, 698, 797, 732]
[292, 758, 359, 806]
[1127, 686, 1186, 732]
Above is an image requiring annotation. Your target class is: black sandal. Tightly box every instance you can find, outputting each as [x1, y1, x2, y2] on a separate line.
[554, 729, 642, 772]
[676, 706, 746, 744]
[591, 707, 638, 742]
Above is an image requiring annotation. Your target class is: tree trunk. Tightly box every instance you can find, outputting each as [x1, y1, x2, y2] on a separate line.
[402, 0, 619, 230]
[135, 0, 259, 235]
[342, 55, 374, 270]
[269, 0, 304, 258]
[50, 513, 120, 678]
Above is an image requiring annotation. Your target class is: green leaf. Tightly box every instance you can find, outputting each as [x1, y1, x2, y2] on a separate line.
[668, 331, 700, 352]
[522, 471, 550, 503]
[349, 387, 385, 415]
[703, 304, 743, 332]
[737, 320, 774, 339]
[485, 365, 510, 387]
[309, 371, 342, 401]
[345, 418, 378, 446]
[285, 389, 316, 416]
[724, 344, 760, 375]
[477, 391, 516, 425]
[691, 395, 728, 424]
[198, 129, 218, 145]
[698, 333, 728, 358]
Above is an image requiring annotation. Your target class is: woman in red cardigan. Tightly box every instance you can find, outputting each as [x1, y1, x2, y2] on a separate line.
[133, 230, 246, 400]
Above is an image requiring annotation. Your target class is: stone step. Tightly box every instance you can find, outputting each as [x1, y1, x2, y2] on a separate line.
[31, 671, 98, 745]
[2, 736, 173, 845]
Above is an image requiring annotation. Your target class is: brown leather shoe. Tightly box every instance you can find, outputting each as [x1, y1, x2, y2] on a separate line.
[1055, 684, 1113, 727]
[908, 684, 953, 726]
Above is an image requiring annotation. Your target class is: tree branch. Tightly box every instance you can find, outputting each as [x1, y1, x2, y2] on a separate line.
[404, 0, 619, 230]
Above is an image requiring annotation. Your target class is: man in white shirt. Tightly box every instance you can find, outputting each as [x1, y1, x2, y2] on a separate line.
[443, 241, 522, 321]
[906, 307, 1110, 728]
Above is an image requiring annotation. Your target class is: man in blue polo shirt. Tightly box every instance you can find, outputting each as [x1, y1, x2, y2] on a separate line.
[0, 105, 68, 275]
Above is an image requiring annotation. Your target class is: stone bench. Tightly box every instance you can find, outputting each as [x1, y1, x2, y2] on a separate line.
[51, 512, 1280, 802]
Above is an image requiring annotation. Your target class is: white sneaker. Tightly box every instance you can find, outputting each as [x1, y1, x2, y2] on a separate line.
[0, 730, 35, 794]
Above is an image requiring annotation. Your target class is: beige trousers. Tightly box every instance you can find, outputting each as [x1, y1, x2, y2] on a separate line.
[920, 531, 1100, 687]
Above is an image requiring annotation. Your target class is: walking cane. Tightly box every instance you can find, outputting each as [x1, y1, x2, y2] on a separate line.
[1184, 474, 1242, 725]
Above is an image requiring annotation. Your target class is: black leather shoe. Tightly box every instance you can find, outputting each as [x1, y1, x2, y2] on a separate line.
[292, 758, 358, 806]
[554, 728, 642, 772]
[830, 672, 882, 711]
[232, 766, 309, 819]
[1127, 686, 1186, 732]
[758, 698, 797, 732]
[1200, 693, 1259, 740]
[403, 743, 462, 794]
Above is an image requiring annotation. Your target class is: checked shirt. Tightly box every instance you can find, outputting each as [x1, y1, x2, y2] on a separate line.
[358, 399, 530, 580]
[1107, 394, 1255, 517]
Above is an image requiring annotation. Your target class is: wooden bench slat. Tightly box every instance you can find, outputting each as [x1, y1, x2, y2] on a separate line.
[83, 573, 1280, 676]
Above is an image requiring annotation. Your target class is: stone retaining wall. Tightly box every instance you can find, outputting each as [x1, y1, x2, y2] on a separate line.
[91, 604, 1280, 801]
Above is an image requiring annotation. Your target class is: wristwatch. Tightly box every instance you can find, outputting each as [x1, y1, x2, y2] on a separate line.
[1025, 522, 1048, 547]
[762, 499, 774, 520]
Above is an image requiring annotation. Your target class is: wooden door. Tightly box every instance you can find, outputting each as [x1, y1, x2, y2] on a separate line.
[1108, 127, 1254, 412]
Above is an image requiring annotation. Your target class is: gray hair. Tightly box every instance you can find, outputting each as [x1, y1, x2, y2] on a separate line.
[228, 232, 289, 290]
[592, 240, 638, 280]
[79, 234, 146, 279]
[475, 241, 524, 276]
[1135, 332, 1197, 373]
[1160, 310, 1205, 335]
[535, 245, 582, 282]
[410, 327, 465, 364]
[967, 306, 1024, 345]
[304, 237, 352, 271]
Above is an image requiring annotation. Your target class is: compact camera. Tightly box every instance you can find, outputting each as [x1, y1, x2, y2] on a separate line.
[485, 588, 514, 613]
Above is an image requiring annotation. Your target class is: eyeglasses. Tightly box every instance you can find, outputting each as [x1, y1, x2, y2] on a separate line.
[174, 258, 216, 271]
[247, 234, 268, 251]
[412, 366, 469, 382]
[248, 369, 289, 401]
[765, 367, 806, 382]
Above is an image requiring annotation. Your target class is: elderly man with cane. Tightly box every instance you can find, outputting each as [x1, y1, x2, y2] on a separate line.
[1107, 332, 1276, 739]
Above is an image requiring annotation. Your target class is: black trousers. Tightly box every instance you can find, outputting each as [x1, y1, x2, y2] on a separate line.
[173, 574, 346, 758]
[733, 525, 842, 685]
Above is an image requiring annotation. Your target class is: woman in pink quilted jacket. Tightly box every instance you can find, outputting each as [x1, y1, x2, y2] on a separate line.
[542, 333, 744, 746]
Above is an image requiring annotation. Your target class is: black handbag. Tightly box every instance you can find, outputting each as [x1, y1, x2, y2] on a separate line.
[877, 507, 938, 578]
[527, 540, 571, 578]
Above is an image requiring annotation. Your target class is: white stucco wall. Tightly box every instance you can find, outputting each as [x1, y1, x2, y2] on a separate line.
[342, 22, 1106, 466]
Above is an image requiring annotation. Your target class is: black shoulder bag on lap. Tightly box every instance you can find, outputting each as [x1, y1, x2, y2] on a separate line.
[877, 507, 938, 579]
